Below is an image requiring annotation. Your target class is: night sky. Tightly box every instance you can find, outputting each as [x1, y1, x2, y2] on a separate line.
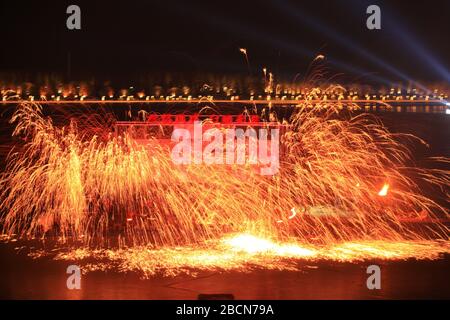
[0, 0, 449, 84]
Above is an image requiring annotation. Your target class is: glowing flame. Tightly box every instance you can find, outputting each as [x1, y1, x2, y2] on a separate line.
[224, 234, 317, 257]
[378, 183, 389, 196]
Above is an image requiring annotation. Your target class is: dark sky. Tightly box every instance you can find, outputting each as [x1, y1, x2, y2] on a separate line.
[0, 0, 449, 84]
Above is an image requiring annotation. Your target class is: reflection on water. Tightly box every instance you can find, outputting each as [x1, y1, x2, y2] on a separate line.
[0, 102, 448, 299]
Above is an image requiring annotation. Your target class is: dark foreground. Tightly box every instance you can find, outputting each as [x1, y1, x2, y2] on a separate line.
[0, 243, 449, 300]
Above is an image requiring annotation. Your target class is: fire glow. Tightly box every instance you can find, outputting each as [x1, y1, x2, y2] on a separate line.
[170, 121, 280, 175]
[0, 91, 449, 276]
[378, 183, 390, 196]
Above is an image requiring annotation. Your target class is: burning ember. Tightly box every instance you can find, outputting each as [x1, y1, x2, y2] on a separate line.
[378, 183, 390, 196]
[0, 90, 449, 276]
[23, 234, 450, 278]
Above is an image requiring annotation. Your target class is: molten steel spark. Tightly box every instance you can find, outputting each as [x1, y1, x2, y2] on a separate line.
[289, 208, 297, 219]
[314, 54, 325, 61]
[0, 93, 449, 276]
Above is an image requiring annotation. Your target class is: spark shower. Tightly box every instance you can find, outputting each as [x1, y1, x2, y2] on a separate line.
[0, 87, 448, 277]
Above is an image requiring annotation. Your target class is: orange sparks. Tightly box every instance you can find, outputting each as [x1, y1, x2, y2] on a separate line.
[0, 95, 448, 270]
[378, 183, 390, 196]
